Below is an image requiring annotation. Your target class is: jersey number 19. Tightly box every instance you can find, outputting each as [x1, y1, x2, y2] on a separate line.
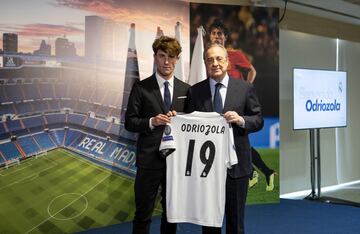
[185, 139, 215, 178]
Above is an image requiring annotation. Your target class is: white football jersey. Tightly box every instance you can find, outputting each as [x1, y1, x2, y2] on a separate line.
[159, 111, 238, 227]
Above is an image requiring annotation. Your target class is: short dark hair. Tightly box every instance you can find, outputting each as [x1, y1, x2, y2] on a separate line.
[208, 19, 229, 38]
[152, 36, 182, 57]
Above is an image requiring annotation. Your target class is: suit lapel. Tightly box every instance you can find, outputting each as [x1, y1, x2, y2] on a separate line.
[173, 78, 180, 103]
[172, 78, 184, 111]
[203, 79, 213, 112]
[223, 77, 236, 112]
[150, 75, 166, 113]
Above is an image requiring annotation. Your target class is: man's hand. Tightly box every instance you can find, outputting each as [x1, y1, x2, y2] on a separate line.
[224, 111, 245, 126]
[151, 114, 171, 126]
[167, 110, 177, 117]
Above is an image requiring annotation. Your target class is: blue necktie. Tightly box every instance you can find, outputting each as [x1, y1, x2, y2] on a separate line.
[214, 83, 223, 114]
[164, 81, 171, 112]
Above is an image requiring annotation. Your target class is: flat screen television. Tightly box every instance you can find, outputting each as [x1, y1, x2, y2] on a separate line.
[293, 68, 347, 130]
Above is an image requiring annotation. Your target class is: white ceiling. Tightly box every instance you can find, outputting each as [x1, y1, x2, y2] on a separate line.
[255, 0, 360, 26]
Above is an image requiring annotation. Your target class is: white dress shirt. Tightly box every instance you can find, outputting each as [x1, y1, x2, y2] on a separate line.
[149, 73, 175, 129]
[209, 74, 245, 127]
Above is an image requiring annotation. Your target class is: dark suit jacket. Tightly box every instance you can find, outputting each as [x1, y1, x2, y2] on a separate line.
[125, 74, 190, 169]
[186, 77, 263, 178]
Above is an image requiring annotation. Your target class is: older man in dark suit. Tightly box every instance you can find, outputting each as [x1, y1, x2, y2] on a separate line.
[125, 36, 190, 234]
[186, 43, 263, 234]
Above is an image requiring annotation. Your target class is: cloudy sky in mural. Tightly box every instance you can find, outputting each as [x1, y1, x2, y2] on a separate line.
[0, 0, 189, 73]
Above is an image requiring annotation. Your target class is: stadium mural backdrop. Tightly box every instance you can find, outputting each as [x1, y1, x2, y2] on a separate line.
[0, 1, 278, 233]
[189, 2, 279, 205]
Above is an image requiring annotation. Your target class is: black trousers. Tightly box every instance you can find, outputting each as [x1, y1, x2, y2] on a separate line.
[132, 167, 176, 234]
[202, 175, 249, 234]
[252, 147, 274, 177]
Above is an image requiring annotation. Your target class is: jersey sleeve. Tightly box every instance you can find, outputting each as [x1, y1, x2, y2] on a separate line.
[159, 123, 176, 158]
[225, 123, 238, 168]
[228, 50, 251, 68]
[227, 50, 252, 79]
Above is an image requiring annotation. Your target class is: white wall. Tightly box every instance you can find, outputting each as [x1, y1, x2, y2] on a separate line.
[279, 30, 360, 194]
[336, 39, 360, 183]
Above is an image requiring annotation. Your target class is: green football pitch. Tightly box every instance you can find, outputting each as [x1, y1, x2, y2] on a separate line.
[0, 147, 278, 233]
[0, 148, 149, 234]
[247, 148, 280, 204]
